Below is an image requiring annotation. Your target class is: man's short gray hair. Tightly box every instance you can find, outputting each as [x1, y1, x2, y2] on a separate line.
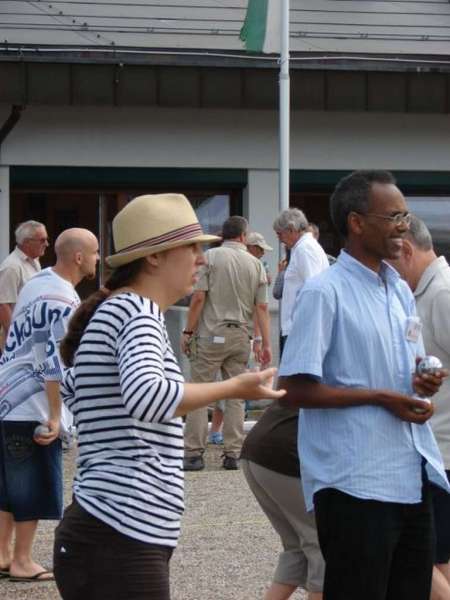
[406, 215, 433, 252]
[15, 220, 46, 244]
[273, 208, 308, 233]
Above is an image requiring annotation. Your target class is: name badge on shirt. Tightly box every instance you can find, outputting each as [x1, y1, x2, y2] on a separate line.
[213, 336, 225, 344]
[405, 316, 422, 343]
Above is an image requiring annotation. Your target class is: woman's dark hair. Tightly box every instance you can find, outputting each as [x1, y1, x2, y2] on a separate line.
[60, 258, 145, 367]
[330, 170, 396, 238]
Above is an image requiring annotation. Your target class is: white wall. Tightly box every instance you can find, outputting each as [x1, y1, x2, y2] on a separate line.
[2, 105, 450, 171]
[0, 166, 9, 258]
[2, 104, 449, 264]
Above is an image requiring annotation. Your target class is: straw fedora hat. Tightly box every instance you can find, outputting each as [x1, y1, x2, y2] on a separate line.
[107, 193, 220, 268]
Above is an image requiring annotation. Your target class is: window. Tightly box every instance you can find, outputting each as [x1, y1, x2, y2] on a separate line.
[12, 188, 242, 298]
[407, 197, 450, 261]
[189, 193, 230, 236]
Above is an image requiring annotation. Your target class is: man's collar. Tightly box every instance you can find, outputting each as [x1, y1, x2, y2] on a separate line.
[14, 246, 30, 261]
[415, 256, 449, 297]
[222, 240, 247, 251]
[14, 246, 40, 267]
[338, 249, 400, 286]
[292, 231, 312, 250]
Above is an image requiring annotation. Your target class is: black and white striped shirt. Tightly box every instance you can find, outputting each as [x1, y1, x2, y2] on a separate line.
[62, 292, 185, 547]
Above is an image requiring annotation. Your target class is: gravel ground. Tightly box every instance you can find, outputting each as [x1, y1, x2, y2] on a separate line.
[1, 444, 307, 600]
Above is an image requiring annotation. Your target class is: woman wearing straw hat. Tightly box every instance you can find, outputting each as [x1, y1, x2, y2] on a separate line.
[52, 193, 285, 600]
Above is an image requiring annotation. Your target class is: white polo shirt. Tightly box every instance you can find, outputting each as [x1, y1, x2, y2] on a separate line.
[281, 232, 329, 336]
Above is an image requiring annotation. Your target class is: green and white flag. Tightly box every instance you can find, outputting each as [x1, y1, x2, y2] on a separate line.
[240, 0, 281, 54]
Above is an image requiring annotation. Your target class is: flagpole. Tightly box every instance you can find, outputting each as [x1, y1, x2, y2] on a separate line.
[279, 0, 290, 213]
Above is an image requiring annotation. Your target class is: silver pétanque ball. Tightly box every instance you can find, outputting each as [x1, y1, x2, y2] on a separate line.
[34, 424, 50, 437]
[416, 355, 443, 375]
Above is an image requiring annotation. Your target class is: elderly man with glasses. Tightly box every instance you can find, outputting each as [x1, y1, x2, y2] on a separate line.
[0, 221, 49, 349]
[273, 208, 329, 355]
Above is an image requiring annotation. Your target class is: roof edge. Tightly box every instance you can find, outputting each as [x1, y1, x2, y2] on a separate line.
[1, 46, 450, 72]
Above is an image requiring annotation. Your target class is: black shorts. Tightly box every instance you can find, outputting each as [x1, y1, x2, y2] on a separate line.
[54, 498, 174, 600]
[431, 470, 450, 564]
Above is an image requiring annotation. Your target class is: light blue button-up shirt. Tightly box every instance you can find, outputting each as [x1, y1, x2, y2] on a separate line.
[279, 250, 449, 511]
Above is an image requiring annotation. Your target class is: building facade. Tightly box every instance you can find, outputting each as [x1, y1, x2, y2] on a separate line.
[1, 0, 450, 296]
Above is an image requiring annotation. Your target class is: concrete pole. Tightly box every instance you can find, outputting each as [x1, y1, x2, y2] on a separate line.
[279, 0, 290, 213]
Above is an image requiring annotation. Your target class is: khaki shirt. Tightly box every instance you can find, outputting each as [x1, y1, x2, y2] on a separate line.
[0, 247, 41, 344]
[195, 241, 268, 337]
[415, 256, 450, 468]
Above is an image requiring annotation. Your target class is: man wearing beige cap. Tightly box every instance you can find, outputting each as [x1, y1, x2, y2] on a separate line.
[181, 216, 272, 471]
[246, 231, 273, 285]
[246, 231, 273, 255]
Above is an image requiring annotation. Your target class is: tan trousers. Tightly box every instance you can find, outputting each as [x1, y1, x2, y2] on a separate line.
[184, 325, 251, 459]
[241, 460, 325, 592]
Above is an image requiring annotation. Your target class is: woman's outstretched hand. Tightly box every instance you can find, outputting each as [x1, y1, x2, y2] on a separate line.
[233, 367, 286, 400]
[177, 368, 286, 417]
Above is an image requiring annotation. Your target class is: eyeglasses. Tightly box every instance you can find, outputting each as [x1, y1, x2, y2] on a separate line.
[361, 212, 411, 226]
[26, 237, 49, 244]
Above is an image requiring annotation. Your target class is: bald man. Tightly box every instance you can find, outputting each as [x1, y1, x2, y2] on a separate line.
[0, 228, 99, 582]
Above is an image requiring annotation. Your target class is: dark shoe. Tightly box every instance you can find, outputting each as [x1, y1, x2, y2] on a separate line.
[183, 455, 205, 471]
[222, 456, 239, 470]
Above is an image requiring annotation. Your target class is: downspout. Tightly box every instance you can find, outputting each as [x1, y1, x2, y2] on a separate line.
[0, 104, 24, 146]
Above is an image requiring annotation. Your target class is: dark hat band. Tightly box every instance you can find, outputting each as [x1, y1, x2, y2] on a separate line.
[116, 222, 203, 255]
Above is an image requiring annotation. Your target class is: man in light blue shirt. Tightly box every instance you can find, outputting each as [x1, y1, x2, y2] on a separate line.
[279, 170, 449, 600]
